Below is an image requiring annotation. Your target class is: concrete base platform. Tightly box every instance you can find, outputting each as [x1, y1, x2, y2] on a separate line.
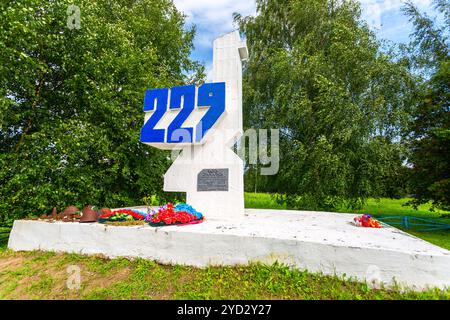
[8, 209, 450, 290]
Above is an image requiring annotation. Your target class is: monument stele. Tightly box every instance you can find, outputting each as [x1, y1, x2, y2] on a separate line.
[140, 31, 248, 220]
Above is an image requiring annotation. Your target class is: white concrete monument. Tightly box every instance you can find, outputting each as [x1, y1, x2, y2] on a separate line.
[140, 31, 248, 220]
[9, 30, 450, 292]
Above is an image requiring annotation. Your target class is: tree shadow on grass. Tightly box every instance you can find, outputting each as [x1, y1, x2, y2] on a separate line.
[0, 236, 9, 252]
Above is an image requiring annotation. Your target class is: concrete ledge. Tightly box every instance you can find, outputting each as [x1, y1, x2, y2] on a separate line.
[8, 208, 450, 290]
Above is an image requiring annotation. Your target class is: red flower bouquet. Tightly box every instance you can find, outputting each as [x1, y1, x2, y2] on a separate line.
[353, 214, 381, 228]
[148, 203, 203, 227]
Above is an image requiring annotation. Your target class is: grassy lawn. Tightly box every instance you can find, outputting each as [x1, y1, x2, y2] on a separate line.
[244, 193, 450, 250]
[0, 247, 448, 300]
[244, 192, 450, 217]
[245, 192, 287, 210]
[0, 195, 448, 300]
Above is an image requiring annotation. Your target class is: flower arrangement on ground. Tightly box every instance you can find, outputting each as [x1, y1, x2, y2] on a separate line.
[147, 203, 204, 227]
[98, 209, 146, 223]
[353, 214, 382, 228]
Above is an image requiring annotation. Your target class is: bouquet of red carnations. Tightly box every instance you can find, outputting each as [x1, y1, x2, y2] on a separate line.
[147, 203, 203, 227]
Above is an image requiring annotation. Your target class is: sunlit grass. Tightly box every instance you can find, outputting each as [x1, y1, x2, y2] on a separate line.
[0, 195, 449, 299]
[0, 249, 448, 300]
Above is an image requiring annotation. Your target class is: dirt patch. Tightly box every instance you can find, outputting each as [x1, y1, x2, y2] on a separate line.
[0, 251, 133, 299]
[0, 256, 27, 271]
[84, 267, 131, 291]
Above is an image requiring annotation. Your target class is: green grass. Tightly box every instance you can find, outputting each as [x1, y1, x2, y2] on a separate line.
[0, 195, 448, 299]
[0, 227, 10, 239]
[0, 249, 448, 300]
[244, 193, 450, 250]
[244, 192, 287, 210]
[244, 192, 450, 217]
[0, 229, 9, 253]
[344, 198, 450, 219]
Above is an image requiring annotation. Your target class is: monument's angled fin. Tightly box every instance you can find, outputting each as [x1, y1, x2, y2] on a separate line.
[162, 31, 247, 219]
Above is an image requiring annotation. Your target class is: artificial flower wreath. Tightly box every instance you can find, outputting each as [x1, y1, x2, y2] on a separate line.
[147, 203, 204, 227]
[96, 203, 203, 227]
[98, 209, 146, 223]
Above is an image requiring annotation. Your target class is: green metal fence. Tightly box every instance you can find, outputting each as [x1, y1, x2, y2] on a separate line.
[376, 216, 450, 232]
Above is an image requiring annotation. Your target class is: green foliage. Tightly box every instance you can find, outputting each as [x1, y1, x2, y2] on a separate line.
[236, 0, 415, 211]
[402, 0, 449, 71]
[0, 0, 202, 225]
[403, 0, 450, 211]
[408, 62, 450, 210]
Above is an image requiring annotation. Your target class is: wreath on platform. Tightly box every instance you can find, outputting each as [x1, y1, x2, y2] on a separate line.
[95, 203, 203, 227]
[147, 203, 204, 227]
[98, 209, 146, 223]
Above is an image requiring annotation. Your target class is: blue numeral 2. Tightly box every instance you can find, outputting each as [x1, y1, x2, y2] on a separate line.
[140, 88, 168, 143]
[167, 85, 195, 143]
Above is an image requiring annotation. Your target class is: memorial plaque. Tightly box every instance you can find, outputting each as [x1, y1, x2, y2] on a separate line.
[197, 169, 229, 191]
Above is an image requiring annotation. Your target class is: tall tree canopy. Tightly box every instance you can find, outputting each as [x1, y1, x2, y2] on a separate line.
[236, 0, 415, 210]
[404, 0, 450, 210]
[0, 0, 203, 225]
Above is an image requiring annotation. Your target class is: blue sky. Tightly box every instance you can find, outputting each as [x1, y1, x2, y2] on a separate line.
[174, 0, 440, 80]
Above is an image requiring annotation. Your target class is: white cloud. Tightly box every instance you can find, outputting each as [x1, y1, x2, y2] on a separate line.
[175, 0, 256, 25]
[174, 0, 435, 80]
[204, 61, 214, 82]
[174, 0, 256, 80]
[174, 0, 255, 47]
[359, 0, 432, 29]
[174, 0, 432, 50]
